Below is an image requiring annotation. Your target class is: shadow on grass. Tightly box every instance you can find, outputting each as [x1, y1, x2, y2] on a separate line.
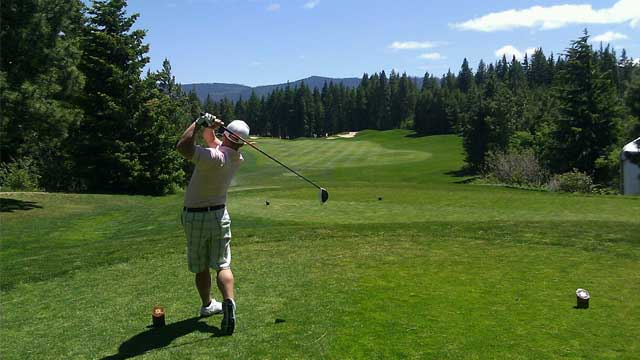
[444, 168, 479, 184]
[101, 316, 225, 360]
[0, 198, 43, 212]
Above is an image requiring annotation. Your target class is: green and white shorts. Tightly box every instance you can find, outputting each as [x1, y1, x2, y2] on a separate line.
[181, 207, 232, 273]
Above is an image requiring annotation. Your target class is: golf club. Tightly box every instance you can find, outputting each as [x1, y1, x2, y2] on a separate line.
[201, 113, 329, 204]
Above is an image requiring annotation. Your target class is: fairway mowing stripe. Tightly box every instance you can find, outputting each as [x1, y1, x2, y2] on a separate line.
[313, 143, 344, 167]
[344, 141, 368, 162]
[345, 145, 369, 165]
[325, 146, 351, 167]
[301, 148, 330, 168]
[276, 142, 332, 169]
[302, 144, 334, 168]
[325, 142, 374, 168]
[351, 141, 369, 159]
[290, 141, 317, 159]
[284, 146, 319, 168]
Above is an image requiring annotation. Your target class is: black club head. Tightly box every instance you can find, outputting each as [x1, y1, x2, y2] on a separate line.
[319, 188, 329, 204]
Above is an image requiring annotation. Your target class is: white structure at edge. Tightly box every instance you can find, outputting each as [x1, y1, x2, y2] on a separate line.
[621, 137, 640, 195]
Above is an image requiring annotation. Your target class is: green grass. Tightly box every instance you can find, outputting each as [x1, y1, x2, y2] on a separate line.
[1, 130, 639, 359]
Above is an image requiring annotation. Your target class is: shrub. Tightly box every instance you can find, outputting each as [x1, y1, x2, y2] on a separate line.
[594, 150, 620, 189]
[0, 158, 41, 192]
[484, 150, 548, 187]
[548, 169, 593, 193]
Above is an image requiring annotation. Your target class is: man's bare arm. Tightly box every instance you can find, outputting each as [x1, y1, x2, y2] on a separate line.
[177, 115, 224, 160]
[203, 128, 222, 148]
[176, 121, 199, 160]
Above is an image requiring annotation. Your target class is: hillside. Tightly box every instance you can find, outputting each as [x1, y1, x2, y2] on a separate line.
[182, 76, 361, 102]
[182, 75, 425, 102]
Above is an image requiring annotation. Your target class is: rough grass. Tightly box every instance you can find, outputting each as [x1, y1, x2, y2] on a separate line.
[1, 130, 639, 359]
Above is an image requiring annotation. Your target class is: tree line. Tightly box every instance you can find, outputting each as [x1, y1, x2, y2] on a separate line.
[2, 0, 639, 195]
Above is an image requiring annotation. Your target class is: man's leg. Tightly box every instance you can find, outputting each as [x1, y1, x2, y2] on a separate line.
[195, 268, 212, 306]
[216, 268, 234, 300]
[218, 268, 236, 335]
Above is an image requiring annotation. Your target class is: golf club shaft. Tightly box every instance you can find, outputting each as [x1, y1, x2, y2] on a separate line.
[220, 125, 323, 190]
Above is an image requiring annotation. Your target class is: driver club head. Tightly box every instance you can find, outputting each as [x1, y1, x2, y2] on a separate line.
[319, 188, 329, 204]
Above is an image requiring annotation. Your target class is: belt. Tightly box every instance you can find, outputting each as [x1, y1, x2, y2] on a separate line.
[183, 204, 225, 212]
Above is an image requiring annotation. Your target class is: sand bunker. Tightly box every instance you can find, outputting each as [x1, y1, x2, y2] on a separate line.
[327, 132, 357, 139]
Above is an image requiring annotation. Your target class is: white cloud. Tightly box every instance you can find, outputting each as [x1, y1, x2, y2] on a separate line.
[453, 0, 640, 32]
[389, 41, 438, 50]
[591, 31, 628, 42]
[419, 52, 445, 60]
[495, 45, 537, 60]
[634, 58, 640, 65]
[303, 0, 320, 9]
[266, 3, 280, 12]
[495, 45, 523, 59]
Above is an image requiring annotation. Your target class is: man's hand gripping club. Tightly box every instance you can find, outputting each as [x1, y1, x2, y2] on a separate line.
[196, 113, 218, 128]
[177, 113, 224, 160]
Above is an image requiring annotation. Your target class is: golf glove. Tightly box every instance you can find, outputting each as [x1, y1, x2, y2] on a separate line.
[196, 113, 216, 127]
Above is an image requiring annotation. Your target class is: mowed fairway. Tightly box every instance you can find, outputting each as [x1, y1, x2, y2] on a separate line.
[1, 130, 639, 359]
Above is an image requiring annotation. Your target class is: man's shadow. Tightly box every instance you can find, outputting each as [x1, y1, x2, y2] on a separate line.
[101, 317, 224, 360]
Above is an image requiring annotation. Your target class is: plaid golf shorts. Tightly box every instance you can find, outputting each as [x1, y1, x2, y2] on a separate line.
[181, 207, 232, 273]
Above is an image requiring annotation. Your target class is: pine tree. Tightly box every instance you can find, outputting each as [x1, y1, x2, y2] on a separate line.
[290, 83, 310, 138]
[245, 91, 262, 134]
[546, 52, 557, 85]
[1, 0, 85, 190]
[399, 73, 417, 128]
[376, 71, 392, 129]
[624, 67, 640, 139]
[442, 70, 457, 91]
[218, 98, 234, 124]
[187, 89, 202, 119]
[203, 94, 217, 114]
[461, 72, 515, 169]
[366, 73, 379, 129]
[234, 97, 246, 120]
[508, 55, 527, 94]
[458, 58, 475, 93]
[312, 88, 325, 136]
[596, 44, 620, 94]
[389, 70, 402, 127]
[130, 68, 187, 195]
[414, 87, 433, 134]
[353, 86, 367, 131]
[549, 31, 623, 175]
[475, 60, 487, 87]
[618, 49, 635, 93]
[71, 0, 151, 193]
[496, 55, 509, 81]
[156, 58, 181, 99]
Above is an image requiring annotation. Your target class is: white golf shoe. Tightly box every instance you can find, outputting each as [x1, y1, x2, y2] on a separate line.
[199, 299, 223, 317]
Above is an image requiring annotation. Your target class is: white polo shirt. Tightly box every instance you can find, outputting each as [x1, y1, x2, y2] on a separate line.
[183, 145, 244, 207]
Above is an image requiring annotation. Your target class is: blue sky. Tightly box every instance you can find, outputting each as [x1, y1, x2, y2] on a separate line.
[124, 0, 639, 86]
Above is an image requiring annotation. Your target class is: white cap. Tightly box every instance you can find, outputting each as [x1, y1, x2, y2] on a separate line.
[224, 120, 250, 144]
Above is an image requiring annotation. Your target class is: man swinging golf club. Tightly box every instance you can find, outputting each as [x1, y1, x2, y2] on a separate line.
[176, 113, 250, 336]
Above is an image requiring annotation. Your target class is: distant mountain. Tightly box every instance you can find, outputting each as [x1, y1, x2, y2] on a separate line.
[182, 75, 423, 102]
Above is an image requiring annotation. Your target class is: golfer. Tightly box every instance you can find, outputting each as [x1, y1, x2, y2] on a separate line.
[176, 113, 250, 336]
